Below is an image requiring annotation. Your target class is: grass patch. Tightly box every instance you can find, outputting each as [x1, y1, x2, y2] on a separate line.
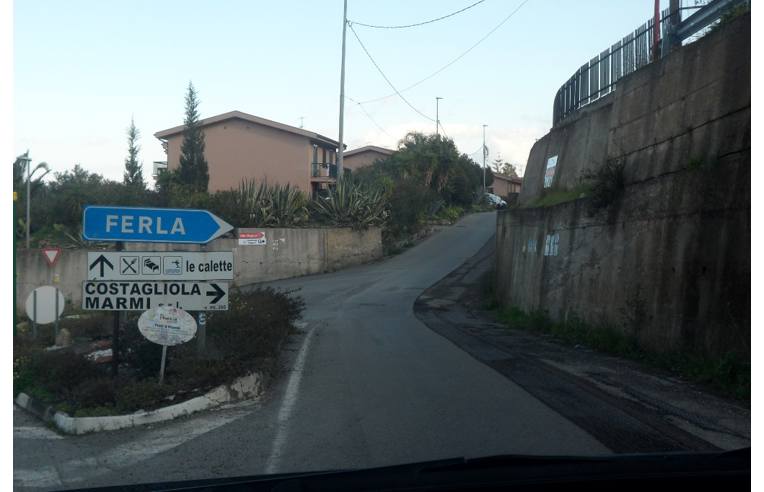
[496, 306, 750, 400]
[526, 186, 589, 208]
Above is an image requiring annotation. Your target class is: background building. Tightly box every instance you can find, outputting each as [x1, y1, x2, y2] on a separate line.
[155, 110, 340, 196]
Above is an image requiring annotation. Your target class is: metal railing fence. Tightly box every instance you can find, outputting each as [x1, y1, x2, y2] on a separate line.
[551, 0, 744, 126]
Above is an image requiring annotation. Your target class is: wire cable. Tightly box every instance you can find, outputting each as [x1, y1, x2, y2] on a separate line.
[348, 22, 436, 123]
[438, 121, 450, 140]
[350, 0, 487, 29]
[346, 95, 394, 138]
[357, 0, 530, 104]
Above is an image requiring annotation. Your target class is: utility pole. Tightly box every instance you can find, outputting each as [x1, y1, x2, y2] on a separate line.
[482, 125, 487, 194]
[435, 97, 443, 136]
[337, 0, 348, 178]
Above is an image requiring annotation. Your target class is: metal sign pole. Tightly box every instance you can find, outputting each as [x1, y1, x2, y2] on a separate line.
[32, 289, 37, 339]
[54, 287, 59, 341]
[196, 312, 206, 355]
[158, 346, 168, 385]
[112, 241, 123, 377]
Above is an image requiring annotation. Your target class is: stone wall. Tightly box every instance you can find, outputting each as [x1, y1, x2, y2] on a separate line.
[497, 14, 750, 357]
[16, 227, 382, 311]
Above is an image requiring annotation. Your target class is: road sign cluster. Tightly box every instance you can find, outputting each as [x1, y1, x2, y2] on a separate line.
[81, 207, 234, 312]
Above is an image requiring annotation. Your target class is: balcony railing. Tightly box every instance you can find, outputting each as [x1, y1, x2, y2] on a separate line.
[311, 162, 337, 178]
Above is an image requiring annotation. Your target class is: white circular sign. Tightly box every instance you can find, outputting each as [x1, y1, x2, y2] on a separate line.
[25, 286, 65, 324]
[138, 306, 197, 346]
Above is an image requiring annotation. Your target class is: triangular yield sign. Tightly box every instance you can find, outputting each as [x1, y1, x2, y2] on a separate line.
[41, 247, 61, 267]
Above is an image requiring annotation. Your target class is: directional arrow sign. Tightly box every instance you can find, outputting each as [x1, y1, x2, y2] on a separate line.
[89, 254, 114, 277]
[86, 251, 234, 281]
[206, 283, 226, 304]
[82, 281, 229, 311]
[82, 206, 233, 244]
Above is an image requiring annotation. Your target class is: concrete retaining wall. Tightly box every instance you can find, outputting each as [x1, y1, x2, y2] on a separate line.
[518, 13, 750, 206]
[16, 227, 382, 311]
[497, 14, 750, 357]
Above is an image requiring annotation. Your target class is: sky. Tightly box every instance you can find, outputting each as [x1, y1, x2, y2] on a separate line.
[14, 0, 659, 184]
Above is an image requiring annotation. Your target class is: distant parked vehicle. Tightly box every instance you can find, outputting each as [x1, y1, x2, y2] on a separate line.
[483, 192, 507, 209]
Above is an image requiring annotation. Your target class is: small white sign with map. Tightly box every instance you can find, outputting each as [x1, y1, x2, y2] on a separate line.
[138, 306, 197, 346]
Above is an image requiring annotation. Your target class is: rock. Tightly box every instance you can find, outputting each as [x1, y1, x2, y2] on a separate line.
[55, 328, 72, 347]
[91, 339, 112, 350]
[85, 348, 112, 364]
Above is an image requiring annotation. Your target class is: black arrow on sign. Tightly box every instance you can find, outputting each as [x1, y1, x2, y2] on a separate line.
[206, 283, 225, 304]
[89, 254, 114, 277]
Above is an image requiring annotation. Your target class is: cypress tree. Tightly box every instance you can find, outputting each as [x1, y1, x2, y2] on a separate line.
[123, 117, 146, 189]
[178, 82, 209, 192]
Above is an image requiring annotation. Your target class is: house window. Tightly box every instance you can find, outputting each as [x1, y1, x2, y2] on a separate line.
[312, 144, 318, 164]
[322, 148, 327, 164]
[544, 233, 560, 256]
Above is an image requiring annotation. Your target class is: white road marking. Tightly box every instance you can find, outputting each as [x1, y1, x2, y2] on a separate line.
[14, 465, 63, 489]
[14, 401, 259, 488]
[264, 324, 317, 474]
[13, 426, 64, 440]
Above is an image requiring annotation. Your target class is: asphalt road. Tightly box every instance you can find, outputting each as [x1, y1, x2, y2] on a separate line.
[14, 212, 609, 491]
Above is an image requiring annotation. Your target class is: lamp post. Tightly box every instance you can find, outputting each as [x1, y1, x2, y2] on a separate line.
[21, 154, 32, 249]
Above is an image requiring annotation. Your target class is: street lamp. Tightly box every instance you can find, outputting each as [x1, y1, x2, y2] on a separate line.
[20, 154, 32, 249]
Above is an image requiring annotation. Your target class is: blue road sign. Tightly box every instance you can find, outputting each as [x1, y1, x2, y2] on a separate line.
[82, 206, 234, 244]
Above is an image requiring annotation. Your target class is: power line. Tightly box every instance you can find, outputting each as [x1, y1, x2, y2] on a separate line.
[348, 22, 436, 123]
[350, 0, 487, 29]
[438, 121, 450, 140]
[346, 95, 394, 138]
[357, 0, 531, 104]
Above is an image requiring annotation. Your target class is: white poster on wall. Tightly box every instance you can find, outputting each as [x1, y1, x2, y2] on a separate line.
[544, 155, 558, 188]
[238, 231, 267, 246]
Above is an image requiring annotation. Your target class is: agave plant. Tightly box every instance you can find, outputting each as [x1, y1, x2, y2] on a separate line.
[311, 178, 387, 229]
[213, 179, 309, 228]
[266, 183, 309, 227]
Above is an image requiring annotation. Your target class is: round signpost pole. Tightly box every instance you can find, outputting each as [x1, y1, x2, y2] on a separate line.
[32, 288, 37, 339]
[158, 346, 168, 385]
[196, 312, 206, 356]
[54, 286, 59, 340]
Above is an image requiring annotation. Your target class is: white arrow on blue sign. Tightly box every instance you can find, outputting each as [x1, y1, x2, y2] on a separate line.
[82, 206, 233, 244]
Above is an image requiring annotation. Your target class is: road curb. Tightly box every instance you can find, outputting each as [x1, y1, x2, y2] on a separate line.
[14, 372, 263, 435]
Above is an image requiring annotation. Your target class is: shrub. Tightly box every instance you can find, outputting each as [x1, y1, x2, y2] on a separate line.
[71, 377, 115, 409]
[119, 316, 164, 379]
[387, 179, 438, 237]
[31, 351, 101, 396]
[206, 288, 303, 363]
[437, 206, 463, 223]
[60, 313, 112, 339]
[581, 160, 625, 211]
[115, 381, 173, 412]
[168, 358, 240, 391]
[311, 178, 387, 229]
